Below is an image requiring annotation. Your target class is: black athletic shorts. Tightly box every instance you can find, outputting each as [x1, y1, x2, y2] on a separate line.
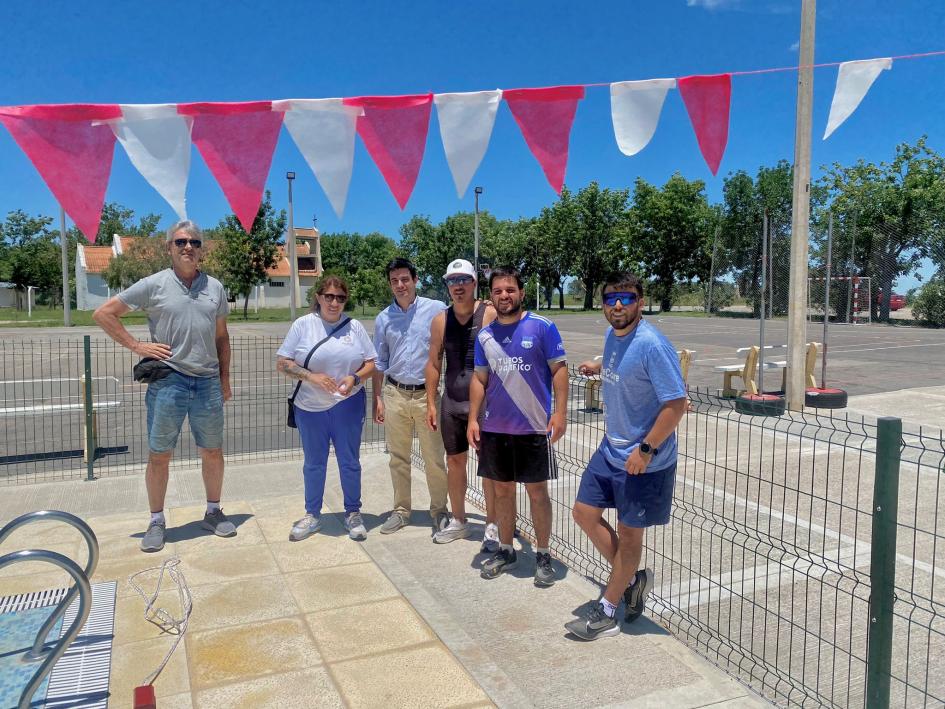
[477, 432, 557, 484]
[440, 409, 470, 456]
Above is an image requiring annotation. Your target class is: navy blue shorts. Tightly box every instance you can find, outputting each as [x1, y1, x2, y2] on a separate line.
[575, 448, 675, 528]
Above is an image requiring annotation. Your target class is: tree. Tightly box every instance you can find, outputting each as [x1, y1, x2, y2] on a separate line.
[0, 210, 68, 308]
[814, 137, 945, 322]
[532, 195, 578, 309]
[102, 235, 171, 290]
[93, 202, 162, 246]
[204, 192, 285, 319]
[631, 174, 715, 312]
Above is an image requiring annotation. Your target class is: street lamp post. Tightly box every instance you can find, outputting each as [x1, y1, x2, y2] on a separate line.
[59, 207, 71, 327]
[287, 172, 297, 321]
[474, 186, 482, 275]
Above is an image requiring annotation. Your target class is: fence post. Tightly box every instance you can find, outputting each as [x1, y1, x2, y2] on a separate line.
[83, 335, 96, 481]
[867, 416, 901, 708]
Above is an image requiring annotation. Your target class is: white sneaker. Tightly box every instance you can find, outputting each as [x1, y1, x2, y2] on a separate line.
[480, 522, 500, 554]
[345, 511, 368, 541]
[290, 514, 321, 541]
[433, 518, 471, 544]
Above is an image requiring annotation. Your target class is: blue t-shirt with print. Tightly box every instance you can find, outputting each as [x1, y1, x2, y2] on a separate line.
[600, 319, 687, 471]
[474, 312, 566, 435]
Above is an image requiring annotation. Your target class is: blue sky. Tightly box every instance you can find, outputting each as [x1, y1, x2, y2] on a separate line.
[1, 0, 943, 288]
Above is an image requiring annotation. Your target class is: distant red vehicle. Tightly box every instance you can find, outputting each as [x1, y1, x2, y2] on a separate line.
[876, 290, 906, 311]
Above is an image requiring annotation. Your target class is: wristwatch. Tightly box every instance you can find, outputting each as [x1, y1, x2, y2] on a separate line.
[639, 441, 658, 456]
[351, 373, 361, 386]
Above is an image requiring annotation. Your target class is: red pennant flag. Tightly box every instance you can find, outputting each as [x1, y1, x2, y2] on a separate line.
[503, 86, 585, 194]
[178, 101, 284, 232]
[677, 74, 731, 176]
[342, 94, 432, 209]
[0, 104, 121, 241]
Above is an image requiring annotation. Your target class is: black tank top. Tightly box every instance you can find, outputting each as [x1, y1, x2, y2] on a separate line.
[443, 302, 488, 410]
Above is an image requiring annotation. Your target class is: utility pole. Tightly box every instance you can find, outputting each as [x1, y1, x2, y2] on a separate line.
[786, 0, 816, 410]
[287, 171, 297, 320]
[474, 186, 482, 275]
[59, 207, 71, 327]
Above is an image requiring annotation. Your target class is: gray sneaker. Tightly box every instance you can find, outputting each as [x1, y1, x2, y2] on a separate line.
[432, 511, 450, 536]
[202, 508, 237, 537]
[380, 511, 408, 535]
[140, 521, 166, 553]
[433, 518, 471, 544]
[480, 522, 500, 554]
[534, 552, 556, 587]
[565, 603, 620, 641]
[481, 548, 518, 579]
[623, 567, 654, 623]
[345, 511, 367, 541]
[289, 514, 321, 541]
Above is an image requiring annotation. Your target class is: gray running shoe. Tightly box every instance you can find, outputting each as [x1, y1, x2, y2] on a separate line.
[202, 508, 237, 537]
[289, 514, 321, 541]
[480, 522, 500, 554]
[140, 521, 166, 553]
[480, 548, 518, 579]
[345, 511, 368, 541]
[433, 518, 471, 544]
[380, 511, 408, 535]
[432, 511, 450, 535]
[534, 552, 556, 587]
[565, 603, 620, 641]
[623, 567, 654, 623]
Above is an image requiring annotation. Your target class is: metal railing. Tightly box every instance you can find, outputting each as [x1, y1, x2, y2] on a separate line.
[4, 337, 945, 706]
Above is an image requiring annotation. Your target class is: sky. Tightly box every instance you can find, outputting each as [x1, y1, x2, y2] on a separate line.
[1, 0, 944, 289]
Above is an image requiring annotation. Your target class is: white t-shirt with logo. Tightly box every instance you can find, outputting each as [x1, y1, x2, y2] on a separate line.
[277, 313, 377, 413]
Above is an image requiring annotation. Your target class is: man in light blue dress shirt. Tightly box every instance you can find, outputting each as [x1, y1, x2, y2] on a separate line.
[372, 258, 450, 535]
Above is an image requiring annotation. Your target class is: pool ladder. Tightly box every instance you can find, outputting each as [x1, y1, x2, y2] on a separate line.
[0, 510, 99, 709]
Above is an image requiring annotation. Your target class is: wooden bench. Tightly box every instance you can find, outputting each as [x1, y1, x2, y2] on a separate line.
[582, 349, 695, 412]
[715, 343, 820, 398]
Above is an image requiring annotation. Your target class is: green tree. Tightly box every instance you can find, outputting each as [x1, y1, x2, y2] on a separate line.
[204, 192, 285, 319]
[0, 210, 71, 308]
[814, 137, 945, 322]
[93, 202, 162, 246]
[102, 235, 171, 290]
[631, 174, 715, 312]
[912, 277, 945, 326]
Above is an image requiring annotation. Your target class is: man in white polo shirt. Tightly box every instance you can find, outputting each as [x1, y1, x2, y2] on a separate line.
[94, 220, 234, 553]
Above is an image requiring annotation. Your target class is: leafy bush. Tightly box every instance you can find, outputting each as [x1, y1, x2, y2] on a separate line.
[912, 279, 945, 327]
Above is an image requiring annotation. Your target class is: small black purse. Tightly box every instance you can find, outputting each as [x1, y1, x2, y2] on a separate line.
[287, 317, 351, 428]
[132, 358, 173, 384]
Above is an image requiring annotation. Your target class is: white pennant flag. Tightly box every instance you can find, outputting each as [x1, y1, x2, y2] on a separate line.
[610, 79, 675, 156]
[274, 98, 361, 218]
[824, 58, 892, 140]
[434, 90, 502, 198]
[112, 104, 192, 220]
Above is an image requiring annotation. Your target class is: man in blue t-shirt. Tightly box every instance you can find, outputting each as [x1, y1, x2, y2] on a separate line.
[468, 267, 568, 586]
[565, 272, 687, 641]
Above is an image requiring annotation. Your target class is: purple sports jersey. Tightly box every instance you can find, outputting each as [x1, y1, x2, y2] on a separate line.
[474, 312, 566, 434]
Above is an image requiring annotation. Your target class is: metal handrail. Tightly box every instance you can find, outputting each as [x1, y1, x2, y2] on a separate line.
[0, 510, 99, 659]
[0, 549, 92, 709]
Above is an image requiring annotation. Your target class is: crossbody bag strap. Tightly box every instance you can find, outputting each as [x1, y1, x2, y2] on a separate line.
[289, 317, 352, 403]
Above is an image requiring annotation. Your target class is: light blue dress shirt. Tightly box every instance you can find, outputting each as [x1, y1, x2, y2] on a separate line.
[373, 296, 447, 384]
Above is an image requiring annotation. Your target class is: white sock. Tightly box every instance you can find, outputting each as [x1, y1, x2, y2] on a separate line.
[627, 573, 637, 587]
[500, 543, 514, 552]
[600, 598, 618, 618]
[150, 511, 165, 525]
[206, 500, 221, 514]
[537, 547, 549, 555]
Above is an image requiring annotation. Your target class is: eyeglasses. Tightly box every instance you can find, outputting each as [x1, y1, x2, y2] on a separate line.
[173, 238, 202, 249]
[321, 293, 347, 303]
[445, 276, 474, 286]
[603, 291, 639, 308]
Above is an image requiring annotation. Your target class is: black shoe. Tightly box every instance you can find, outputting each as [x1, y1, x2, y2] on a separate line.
[534, 552, 556, 587]
[480, 548, 518, 579]
[623, 568, 654, 623]
[564, 603, 620, 641]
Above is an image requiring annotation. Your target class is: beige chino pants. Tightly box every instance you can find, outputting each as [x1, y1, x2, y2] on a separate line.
[383, 383, 449, 519]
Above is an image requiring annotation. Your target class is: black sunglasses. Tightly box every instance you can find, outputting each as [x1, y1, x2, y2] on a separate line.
[173, 238, 202, 249]
[321, 293, 347, 303]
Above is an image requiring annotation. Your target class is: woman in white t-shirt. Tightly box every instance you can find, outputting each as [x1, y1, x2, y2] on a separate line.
[276, 276, 377, 541]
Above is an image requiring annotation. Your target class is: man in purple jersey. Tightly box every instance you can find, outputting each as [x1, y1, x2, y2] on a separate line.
[467, 267, 568, 586]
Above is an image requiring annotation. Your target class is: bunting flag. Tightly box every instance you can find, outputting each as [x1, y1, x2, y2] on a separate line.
[610, 79, 675, 157]
[342, 94, 433, 209]
[434, 90, 502, 198]
[503, 86, 585, 194]
[274, 99, 362, 218]
[0, 104, 121, 241]
[177, 101, 284, 231]
[111, 104, 192, 220]
[823, 58, 892, 140]
[677, 74, 731, 176]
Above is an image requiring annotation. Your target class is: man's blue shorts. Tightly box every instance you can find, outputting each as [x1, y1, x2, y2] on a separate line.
[575, 448, 676, 528]
[145, 371, 224, 453]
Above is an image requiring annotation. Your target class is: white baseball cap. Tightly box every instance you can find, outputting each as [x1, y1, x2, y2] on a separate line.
[443, 258, 476, 281]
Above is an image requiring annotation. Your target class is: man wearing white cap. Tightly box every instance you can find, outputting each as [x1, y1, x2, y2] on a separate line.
[425, 259, 497, 546]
